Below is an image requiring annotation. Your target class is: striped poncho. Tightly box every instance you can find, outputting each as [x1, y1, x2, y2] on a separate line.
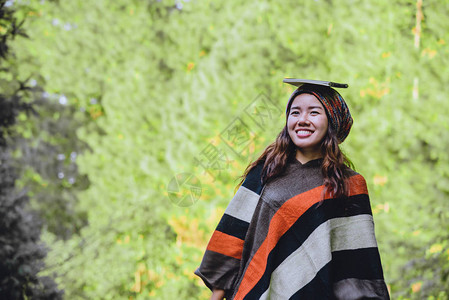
[195, 158, 389, 299]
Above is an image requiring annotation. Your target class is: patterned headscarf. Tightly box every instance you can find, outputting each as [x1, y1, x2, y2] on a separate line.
[285, 84, 353, 143]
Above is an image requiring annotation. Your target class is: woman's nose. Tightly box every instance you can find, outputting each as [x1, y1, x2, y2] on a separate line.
[297, 113, 310, 124]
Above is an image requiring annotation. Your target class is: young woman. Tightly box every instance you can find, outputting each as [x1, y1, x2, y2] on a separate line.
[195, 81, 389, 300]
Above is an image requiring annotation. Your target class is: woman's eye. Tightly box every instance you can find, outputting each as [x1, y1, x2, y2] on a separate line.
[291, 111, 299, 115]
[310, 111, 319, 115]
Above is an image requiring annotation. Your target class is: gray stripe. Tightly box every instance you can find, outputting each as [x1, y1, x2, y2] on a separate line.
[224, 186, 260, 223]
[260, 214, 377, 299]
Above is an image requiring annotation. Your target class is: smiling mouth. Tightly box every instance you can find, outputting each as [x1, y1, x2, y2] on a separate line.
[295, 129, 314, 137]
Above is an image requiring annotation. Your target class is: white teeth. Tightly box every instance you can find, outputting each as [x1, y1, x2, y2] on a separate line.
[296, 130, 312, 135]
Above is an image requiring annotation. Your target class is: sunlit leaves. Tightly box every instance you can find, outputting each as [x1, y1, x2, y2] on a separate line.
[10, 0, 449, 299]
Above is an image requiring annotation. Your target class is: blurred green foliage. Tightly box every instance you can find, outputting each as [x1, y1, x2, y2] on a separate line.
[6, 0, 449, 299]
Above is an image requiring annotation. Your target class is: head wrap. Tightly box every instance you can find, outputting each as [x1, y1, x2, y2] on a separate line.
[285, 84, 353, 143]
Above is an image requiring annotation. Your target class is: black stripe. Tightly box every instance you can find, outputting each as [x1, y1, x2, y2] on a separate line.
[241, 161, 265, 194]
[243, 194, 373, 299]
[290, 262, 334, 300]
[290, 249, 386, 299]
[215, 214, 249, 240]
[331, 248, 385, 281]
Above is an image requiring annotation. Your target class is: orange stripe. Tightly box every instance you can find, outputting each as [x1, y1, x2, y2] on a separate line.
[234, 174, 367, 299]
[206, 230, 245, 260]
[347, 174, 368, 196]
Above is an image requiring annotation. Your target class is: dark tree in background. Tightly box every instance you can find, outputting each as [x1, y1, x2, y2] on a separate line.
[0, 0, 89, 298]
[0, 2, 62, 298]
[0, 100, 62, 300]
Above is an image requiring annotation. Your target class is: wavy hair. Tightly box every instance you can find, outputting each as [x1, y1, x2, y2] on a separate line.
[236, 95, 353, 199]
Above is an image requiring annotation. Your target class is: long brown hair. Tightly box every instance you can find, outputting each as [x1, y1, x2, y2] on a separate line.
[236, 98, 353, 199]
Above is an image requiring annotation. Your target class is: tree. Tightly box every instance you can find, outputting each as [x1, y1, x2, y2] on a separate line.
[0, 1, 62, 298]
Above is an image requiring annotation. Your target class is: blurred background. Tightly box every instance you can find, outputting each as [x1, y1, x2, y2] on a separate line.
[1, 0, 448, 299]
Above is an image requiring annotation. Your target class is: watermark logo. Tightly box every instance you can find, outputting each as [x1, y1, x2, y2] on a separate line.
[167, 173, 202, 207]
[167, 92, 282, 206]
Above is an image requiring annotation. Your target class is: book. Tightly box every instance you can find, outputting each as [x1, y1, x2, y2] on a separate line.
[283, 78, 348, 88]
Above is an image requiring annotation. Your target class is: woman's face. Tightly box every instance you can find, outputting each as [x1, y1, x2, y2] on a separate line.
[287, 93, 329, 158]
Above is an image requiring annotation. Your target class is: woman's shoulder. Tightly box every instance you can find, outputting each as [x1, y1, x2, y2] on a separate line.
[345, 168, 370, 193]
[346, 167, 369, 181]
[344, 162, 367, 176]
[346, 167, 359, 177]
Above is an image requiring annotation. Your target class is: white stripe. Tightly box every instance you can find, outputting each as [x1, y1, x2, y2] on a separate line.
[224, 185, 260, 223]
[261, 214, 377, 299]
